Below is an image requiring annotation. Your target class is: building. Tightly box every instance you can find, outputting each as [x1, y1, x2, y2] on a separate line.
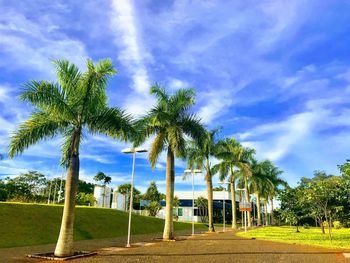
[111, 188, 127, 211]
[93, 185, 112, 208]
[158, 191, 238, 223]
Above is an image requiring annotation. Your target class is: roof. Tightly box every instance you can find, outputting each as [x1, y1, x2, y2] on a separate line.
[160, 200, 233, 209]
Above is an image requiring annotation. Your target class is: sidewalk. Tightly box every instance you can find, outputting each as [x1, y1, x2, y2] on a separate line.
[2, 229, 350, 263]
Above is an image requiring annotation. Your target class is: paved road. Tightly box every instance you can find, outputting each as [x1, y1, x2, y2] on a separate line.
[2, 229, 350, 262]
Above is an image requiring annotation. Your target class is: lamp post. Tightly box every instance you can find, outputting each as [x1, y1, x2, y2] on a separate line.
[122, 147, 147, 248]
[237, 188, 248, 233]
[218, 181, 230, 232]
[184, 169, 202, 235]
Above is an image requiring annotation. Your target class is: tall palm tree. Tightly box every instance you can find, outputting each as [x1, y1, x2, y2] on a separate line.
[94, 171, 112, 207]
[248, 159, 267, 226]
[8, 59, 134, 257]
[263, 161, 285, 225]
[236, 148, 255, 227]
[186, 129, 220, 232]
[214, 138, 252, 229]
[137, 85, 204, 240]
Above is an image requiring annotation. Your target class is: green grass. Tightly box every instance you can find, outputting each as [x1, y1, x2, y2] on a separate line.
[0, 202, 206, 248]
[236, 226, 350, 250]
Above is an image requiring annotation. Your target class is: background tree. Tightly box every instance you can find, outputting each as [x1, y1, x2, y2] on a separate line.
[143, 181, 162, 216]
[214, 138, 253, 229]
[186, 129, 220, 232]
[195, 196, 208, 222]
[137, 85, 205, 240]
[94, 171, 112, 207]
[143, 181, 161, 202]
[8, 59, 133, 257]
[117, 183, 141, 210]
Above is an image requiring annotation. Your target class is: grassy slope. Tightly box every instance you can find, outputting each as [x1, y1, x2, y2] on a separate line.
[0, 202, 206, 248]
[236, 226, 350, 249]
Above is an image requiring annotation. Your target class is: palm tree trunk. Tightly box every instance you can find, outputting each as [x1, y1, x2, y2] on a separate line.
[269, 197, 274, 225]
[54, 132, 80, 257]
[163, 147, 175, 240]
[230, 169, 237, 229]
[255, 192, 261, 226]
[264, 199, 268, 226]
[244, 177, 251, 227]
[206, 171, 215, 232]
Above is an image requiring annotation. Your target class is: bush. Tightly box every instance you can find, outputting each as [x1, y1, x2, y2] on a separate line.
[333, 221, 342, 229]
[323, 221, 329, 227]
[303, 223, 310, 229]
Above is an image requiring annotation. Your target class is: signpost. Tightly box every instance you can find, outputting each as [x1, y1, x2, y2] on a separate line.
[239, 202, 252, 232]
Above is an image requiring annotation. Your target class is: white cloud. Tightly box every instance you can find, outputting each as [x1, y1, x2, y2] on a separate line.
[110, 0, 150, 94]
[0, 10, 88, 77]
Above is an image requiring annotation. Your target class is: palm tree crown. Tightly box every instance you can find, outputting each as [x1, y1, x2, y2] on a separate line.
[137, 84, 205, 240]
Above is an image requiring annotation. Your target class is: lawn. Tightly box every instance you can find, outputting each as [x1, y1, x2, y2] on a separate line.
[0, 202, 206, 248]
[236, 226, 350, 249]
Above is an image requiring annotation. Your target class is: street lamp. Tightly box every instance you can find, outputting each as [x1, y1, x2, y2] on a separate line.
[218, 181, 230, 232]
[237, 188, 248, 233]
[184, 169, 202, 236]
[122, 147, 147, 248]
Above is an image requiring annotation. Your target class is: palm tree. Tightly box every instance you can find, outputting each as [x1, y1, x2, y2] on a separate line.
[236, 148, 255, 227]
[8, 59, 134, 257]
[214, 138, 252, 229]
[186, 129, 220, 232]
[249, 159, 267, 226]
[263, 161, 285, 225]
[137, 85, 204, 240]
[94, 171, 112, 207]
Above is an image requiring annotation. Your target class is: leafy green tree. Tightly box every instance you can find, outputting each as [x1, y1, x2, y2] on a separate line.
[77, 180, 95, 194]
[0, 179, 8, 201]
[143, 181, 162, 217]
[137, 85, 205, 240]
[4, 171, 47, 201]
[279, 186, 306, 232]
[186, 129, 220, 232]
[76, 192, 96, 206]
[195, 196, 208, 222]
[143, 181, 161, 202]
[338, 160, 350, 178]
[8, 59, 134, 257]
[147, 201, 162, 216]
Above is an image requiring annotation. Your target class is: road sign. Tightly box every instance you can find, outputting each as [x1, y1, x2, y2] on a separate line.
[239, 202, 252, 212]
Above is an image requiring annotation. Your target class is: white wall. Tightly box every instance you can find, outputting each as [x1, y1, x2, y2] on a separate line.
[174, 190, 239, 200]
[111, 190, 127, 211]
[94, 185, 112, 208]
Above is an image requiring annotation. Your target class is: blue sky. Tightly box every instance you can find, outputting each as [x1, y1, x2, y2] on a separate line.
[0, 0, 350, 193]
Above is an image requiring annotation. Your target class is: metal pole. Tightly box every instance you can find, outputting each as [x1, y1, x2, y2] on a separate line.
[52, 178, 58, 204]
[192, 171, 195, 235]
[223, 188, 225, 232]
[47, 180, 52, 204]
[245, 211, 247, 233]
[253, 200, 255, 226]
[58, 171, 63, 203]
[126, 151, 136, 248]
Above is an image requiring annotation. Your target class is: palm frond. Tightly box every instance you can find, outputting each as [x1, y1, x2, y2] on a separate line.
[21, 81, 77, 122]
[149, 133, 166, 169]
[87, 107, 134, 141]
[9, 112, 68, 157]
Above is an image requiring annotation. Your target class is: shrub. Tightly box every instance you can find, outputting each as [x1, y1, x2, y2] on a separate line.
[333, 221, 342, 229]
[303, 223, 310, 229]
